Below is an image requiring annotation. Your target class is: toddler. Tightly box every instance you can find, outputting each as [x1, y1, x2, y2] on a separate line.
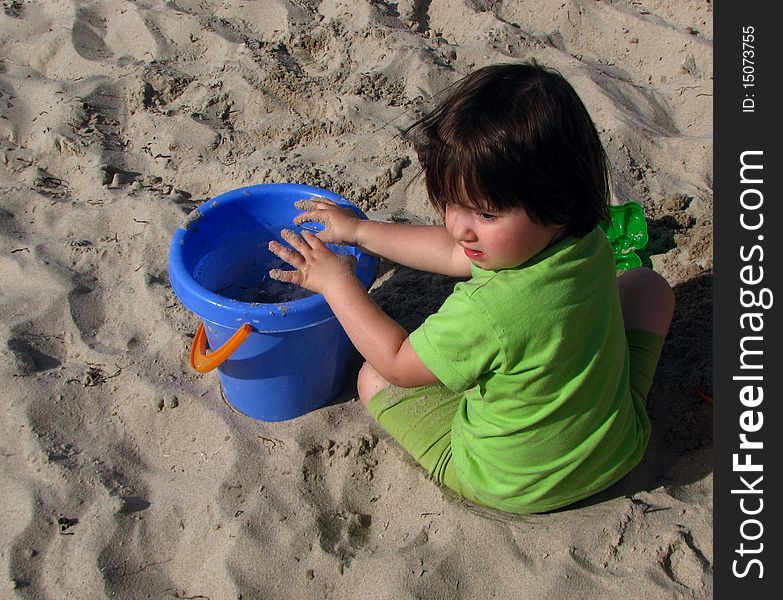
[269, 62, 675, 514]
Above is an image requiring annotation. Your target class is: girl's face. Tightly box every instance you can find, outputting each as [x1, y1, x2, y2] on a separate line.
[445, 203, 566, 270]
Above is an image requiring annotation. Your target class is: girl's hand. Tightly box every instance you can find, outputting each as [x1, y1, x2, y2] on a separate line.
[268, 229, 357, 295]
[293, 198, 361, 246]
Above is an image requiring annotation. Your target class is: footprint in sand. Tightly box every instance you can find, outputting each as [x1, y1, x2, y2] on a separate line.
[316, 509, 373, 564]
[301, 435, 380, 564]
[71, 6, 113, 61]
[67, 283, 107, 349]
[6, 336, 62, 375]
[661, 531, 711, 591]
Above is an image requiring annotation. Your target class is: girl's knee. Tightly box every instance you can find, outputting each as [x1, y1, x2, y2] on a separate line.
[618, 268, 675, 338]
[357, 362, 391, 407]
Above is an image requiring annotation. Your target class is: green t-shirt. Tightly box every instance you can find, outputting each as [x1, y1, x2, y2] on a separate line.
[409, 227, 650, 513]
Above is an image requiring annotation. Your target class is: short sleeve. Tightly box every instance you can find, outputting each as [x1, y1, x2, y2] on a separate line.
[408, 284, 502, 392]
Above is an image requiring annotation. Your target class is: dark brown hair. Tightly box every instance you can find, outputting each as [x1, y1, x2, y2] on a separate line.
[408, 62, 610, 236]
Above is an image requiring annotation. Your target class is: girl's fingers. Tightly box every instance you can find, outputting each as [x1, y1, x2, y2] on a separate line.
[300, 230, 326, 249]
[268, 268, 302, 285]
[280, 229, 311, 252]
[268, 239, 305, 269]
[293, 197, 339, 212]
[268, 230, 334, 289]
[293, 200, 320, 213]
[292, 212, 328, 227]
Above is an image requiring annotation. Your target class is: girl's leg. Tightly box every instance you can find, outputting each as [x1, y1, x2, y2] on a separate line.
[618, 268, 675, 407]
[357, 361, 392, 407]
[618, 268, 675, 337]
[358, 362, 473, 500]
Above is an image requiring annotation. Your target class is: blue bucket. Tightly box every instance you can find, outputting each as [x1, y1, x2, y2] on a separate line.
[168, 183, 378, 421]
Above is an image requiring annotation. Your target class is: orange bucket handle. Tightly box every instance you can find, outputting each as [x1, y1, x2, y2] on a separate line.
[190, 322, 253, 373]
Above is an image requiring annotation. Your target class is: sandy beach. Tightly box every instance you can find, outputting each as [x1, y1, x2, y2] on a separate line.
[1, 1, 712, 598]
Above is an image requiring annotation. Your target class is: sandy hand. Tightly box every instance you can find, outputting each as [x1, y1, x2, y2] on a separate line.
[268, 229, 357, 294]
[293, 197, 361, 245]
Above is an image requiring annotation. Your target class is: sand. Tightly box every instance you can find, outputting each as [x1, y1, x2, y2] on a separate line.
[1, 1, 712, 598]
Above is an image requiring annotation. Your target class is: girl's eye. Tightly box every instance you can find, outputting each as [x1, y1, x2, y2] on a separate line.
[478, 212, 496, 221]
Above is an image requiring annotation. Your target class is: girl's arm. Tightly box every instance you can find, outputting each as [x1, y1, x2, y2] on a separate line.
[355, 221, 471, 278]
[295, 199, 471, 278]
[324, 272, 438, 388]
[268, 230, 439, 388]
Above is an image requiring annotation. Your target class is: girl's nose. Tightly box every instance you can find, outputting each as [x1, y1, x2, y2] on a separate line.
[446, 204, 476, 241]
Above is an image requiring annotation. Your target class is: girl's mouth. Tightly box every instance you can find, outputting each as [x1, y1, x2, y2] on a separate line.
[463, 247, 485, 259]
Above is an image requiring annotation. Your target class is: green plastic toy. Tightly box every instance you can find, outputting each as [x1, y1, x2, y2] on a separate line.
[599, 200, 649, 270]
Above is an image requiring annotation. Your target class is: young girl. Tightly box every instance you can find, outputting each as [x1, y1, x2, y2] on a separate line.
[268, 62, 675, 514]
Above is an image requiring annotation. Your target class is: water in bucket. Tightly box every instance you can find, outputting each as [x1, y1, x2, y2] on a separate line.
[168, 183, 379, 421]
[193, 229, 315, 304]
